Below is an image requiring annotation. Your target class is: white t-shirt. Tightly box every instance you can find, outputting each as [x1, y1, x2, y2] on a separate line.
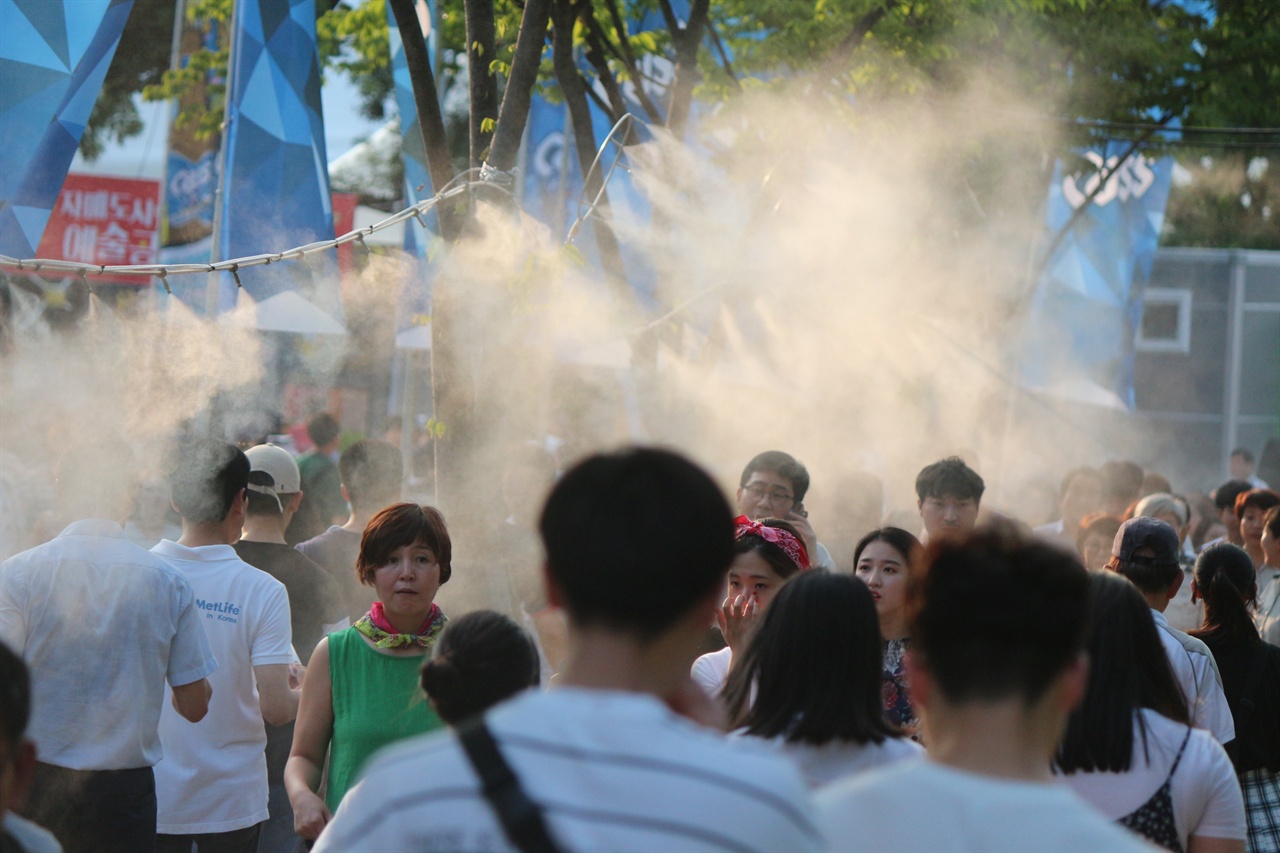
[1256, 568, 1280, 645]
[316, 687, 822, 852]
[1060, 709, 1244, 848]
[1164, 568, 1204, 633]
[1033, 519, 1067, 538]
[691, 646, 732, 698]
[151, 540, 294, 835]
[746, 732, 923, 789]
[0, 521, 217, 770]
[813, 540, 835, 571]
[817, 759, 1153, 852]
[1152, 610, 1235, 744]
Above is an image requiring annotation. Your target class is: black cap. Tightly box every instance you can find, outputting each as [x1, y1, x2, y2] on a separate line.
[1112, 517, 1181, 566]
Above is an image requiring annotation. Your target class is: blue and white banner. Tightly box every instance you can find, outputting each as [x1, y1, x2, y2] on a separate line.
[0, 0, 136, 258]
[1020, 142, 1174, 409]
[214, 0, 336, 315]
[519, 2, 683, 312]
[161, 2, 225, 256]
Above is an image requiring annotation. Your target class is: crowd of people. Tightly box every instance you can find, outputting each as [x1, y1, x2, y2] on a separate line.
[1, 419, 1279, 853]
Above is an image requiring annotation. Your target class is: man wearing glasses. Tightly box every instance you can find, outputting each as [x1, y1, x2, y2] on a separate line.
[736, 451, 835, 570]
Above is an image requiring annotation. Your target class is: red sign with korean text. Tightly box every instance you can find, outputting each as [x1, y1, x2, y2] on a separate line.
[36, 174, 160, 285]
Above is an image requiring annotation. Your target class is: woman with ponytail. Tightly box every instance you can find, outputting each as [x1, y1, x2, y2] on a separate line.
[420, 610, 541, 725]
[1191, 543, 1280, 852]
[1057, 572, 1243, 853]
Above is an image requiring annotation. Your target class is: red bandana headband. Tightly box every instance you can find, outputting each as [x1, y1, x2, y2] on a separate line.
[733, 515, 810, 571]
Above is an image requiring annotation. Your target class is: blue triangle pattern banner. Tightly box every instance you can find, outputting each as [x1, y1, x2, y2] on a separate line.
[1019, 142, 1174, 410]
[0, 0, 135, 257]
[520, 2, 690, 318]
[215, 0, 337, 316]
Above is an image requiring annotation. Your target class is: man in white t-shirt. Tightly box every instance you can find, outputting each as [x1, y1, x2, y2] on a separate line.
[1107, 516, 1235, 746]
[0, 438, 216, 853]
[152, 440, 299, 853]
[818, 524, 1150, 852]
[317, 447, 821, 852]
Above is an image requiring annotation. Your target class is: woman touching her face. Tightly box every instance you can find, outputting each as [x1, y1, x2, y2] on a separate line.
[691, 516, 810, 700]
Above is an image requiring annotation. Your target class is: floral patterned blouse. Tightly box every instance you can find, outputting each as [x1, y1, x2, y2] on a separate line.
[883, 637, 920, 740]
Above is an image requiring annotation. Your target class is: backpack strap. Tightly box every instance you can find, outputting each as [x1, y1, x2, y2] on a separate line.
[456, 718, 564, 853]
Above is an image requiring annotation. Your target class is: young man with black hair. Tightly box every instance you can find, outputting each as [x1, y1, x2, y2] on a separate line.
[296, 439, 403, 622]
[736, 450, 834, 570]
[0, 438, 216, 853]
[316, 447, 820, 852]
[152, 440, 298, 853]
[285, 413, 347, 545]
[233, 444, 348, 853]
[915, 456, 984, 544]
[818, 524, 1149, 851]
[0, 641, 60, 853]
[1107, 516, 1235, 746]
[1203, 480, 1253, 551]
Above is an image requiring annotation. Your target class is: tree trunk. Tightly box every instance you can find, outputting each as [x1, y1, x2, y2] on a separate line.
[552, 0, 630, 300]
[464, 0, 498, 168]
[428, 0, 558, 619]
[582, 19, 629, 124]
[487, 0, 553, 172]
[661, 0, 709, 137]
[386, 0, 463, 242]
[601, 0, 665, 123]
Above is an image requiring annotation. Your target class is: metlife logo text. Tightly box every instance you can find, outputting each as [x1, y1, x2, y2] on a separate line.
[196, 598, 242, 624]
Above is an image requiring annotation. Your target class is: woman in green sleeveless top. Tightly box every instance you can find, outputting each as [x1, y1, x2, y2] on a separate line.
[285, 503, 452, 841]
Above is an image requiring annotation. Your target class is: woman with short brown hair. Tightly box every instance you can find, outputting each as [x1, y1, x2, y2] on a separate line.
[285, 503, 453, 840]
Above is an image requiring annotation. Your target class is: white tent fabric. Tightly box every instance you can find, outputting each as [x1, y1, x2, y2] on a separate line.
[227, 290, 346, 335]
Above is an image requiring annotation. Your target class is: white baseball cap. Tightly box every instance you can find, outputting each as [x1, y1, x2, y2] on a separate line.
[245, 444, 301, 507]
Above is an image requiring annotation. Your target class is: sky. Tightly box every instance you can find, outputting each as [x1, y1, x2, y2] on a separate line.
[70, 71, 386, 181]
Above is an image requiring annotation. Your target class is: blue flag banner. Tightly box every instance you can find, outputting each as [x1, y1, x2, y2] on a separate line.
[215, 0, 336, 314]
[519, 3, 684, 313]
[1020, 143, 1174, 409]
[0, 0, 136, 257]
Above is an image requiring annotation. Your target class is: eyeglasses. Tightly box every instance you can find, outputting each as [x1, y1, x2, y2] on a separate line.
[743, 483, 794, 505]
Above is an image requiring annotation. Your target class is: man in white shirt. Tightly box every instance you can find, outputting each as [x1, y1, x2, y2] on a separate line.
[317, 447, 821, 852]
[818, 524, 1150, 852]
[1107, 516, 1235, 745]
[153, 440, 298, 853]
[0, 438, 216, 853]
[1033, 466, 1102, 549]
[1231, 447, 1269, 490]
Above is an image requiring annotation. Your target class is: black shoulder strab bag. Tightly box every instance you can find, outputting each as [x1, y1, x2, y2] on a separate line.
[457, 718, 566, 853]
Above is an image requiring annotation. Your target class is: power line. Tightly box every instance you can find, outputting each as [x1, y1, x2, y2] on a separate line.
[0, 182, 475, 288]
[1065, 117, 1280, 137]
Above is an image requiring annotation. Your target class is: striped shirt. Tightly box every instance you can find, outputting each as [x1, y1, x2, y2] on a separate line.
[316, 687, 821, 852]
